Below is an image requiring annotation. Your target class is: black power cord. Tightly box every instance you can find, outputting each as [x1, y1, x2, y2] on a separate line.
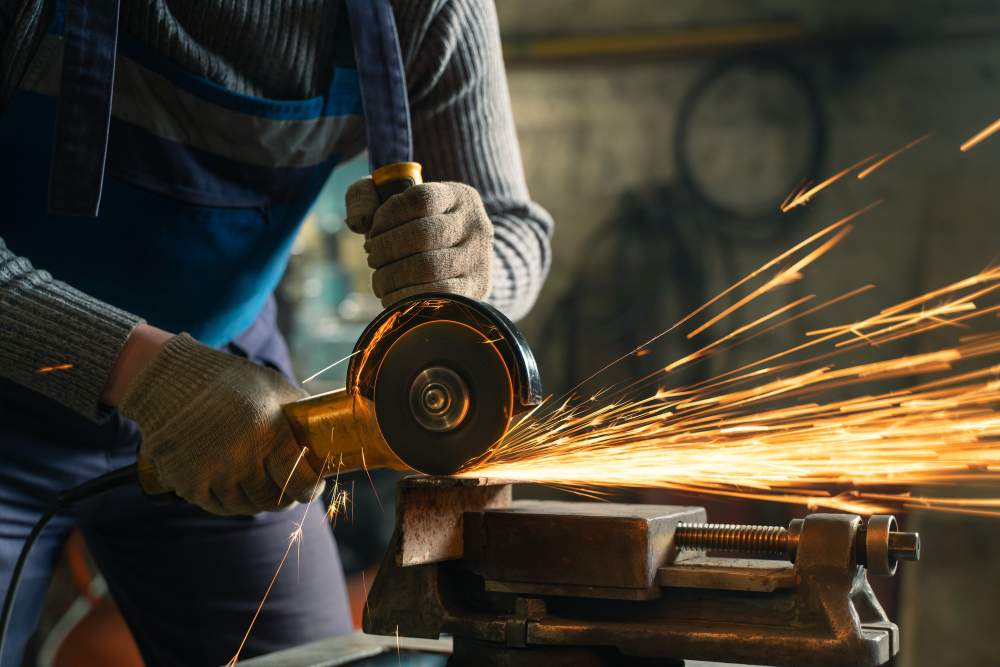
[0, 464, 141, 663]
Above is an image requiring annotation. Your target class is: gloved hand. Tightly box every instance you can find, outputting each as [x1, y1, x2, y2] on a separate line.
[119, 333, 320, 515]
[345, 178, 493, 308]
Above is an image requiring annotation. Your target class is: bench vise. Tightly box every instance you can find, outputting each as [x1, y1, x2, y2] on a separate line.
[363, 477, 920, 667]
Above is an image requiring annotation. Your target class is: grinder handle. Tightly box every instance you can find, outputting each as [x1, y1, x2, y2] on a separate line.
[136, 388, 401, 504]
[372, 162, 422, 202]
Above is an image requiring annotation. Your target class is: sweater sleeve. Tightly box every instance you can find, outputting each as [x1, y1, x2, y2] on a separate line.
[2, 2, 144, 422]
[394, 0, 553, 322]
[0, 237, 144, 421]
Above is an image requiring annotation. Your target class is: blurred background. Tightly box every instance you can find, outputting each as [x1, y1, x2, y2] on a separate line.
[26, 1, 1000, 665]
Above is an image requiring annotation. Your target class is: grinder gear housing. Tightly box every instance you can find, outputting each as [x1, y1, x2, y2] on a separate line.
[282, 294, 541, 477]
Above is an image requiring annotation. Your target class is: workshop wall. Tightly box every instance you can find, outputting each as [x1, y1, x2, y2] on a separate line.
[495, 2, 1000, 666]
[503, 0, 1000, 376]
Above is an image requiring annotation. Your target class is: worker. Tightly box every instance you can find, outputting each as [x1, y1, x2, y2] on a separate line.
[0, 0, 552, 664]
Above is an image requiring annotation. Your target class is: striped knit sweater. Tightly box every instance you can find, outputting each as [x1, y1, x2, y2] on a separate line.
[0, 0, 552, 421]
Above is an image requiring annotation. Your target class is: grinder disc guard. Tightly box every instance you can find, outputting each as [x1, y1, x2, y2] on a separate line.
[375, 321, 513, 474]
[345, 294, 541, 476]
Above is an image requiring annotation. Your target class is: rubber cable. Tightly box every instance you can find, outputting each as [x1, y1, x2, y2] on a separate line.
[0, 465, 140, 663]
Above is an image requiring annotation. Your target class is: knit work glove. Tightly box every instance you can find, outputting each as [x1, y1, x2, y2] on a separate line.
[119, 334, 320, 515]
[345, 178, 493, 307]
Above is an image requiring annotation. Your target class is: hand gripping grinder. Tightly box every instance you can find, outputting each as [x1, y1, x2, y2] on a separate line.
[137, 293, 542, 498]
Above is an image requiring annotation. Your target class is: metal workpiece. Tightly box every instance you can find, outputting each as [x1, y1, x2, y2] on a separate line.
[857, 514, 920, 576]
[396, 476, 513, 567]
[364, 477, 922, 667]
[675, 514, 920, 576]
[472, 500, 706, 600]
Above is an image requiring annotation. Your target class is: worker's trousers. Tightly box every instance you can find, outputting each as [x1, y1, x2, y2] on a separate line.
[0, 301, 353, 667]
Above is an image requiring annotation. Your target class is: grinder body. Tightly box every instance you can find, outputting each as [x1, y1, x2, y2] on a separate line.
[138, 294, 541, 498]
[281, 390, 403, 475]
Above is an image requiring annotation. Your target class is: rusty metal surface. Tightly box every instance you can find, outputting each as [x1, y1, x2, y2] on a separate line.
[397, 476, 512, 566]
[366, 479, 906, 667]
[656, 556, 796, 592]
[474, 501, 705, 597]
[483, 579, 665, 601]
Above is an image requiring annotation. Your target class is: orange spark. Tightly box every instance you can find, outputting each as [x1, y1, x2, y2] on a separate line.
[569, 205, 880, 401]
[225, 530, 297, 667]
[350, 299, 449, 392]
[277, 446, 309, 506]
[35, 364, 72, 373]
[362, 570, 372, 629]
[780, 154, 879, 211]
[302, 351, 360, 385]
[325, 454, 351, 528]
[325, 488, 350, 528]
[360, 446, 382, 511]
[667, 295, 814, 371]
[961, 117, 1000, 152]
[289, 520, 304, 583]
[687, 224, 853, 339]
[227, 456, 331, 665]
[780, 177, 809, 211]
[857, 133, 933, 178]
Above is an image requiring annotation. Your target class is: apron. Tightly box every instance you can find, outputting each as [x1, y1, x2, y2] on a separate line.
[0, 0, 412, 346]
[0, 0, 415, 664]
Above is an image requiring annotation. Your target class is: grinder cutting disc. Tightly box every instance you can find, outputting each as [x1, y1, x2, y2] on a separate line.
[373, 319, 514, 475]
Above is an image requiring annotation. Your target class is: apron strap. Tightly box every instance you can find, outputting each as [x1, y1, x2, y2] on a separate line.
[343, 0, 413, 171]
[47, 0, 120, 216]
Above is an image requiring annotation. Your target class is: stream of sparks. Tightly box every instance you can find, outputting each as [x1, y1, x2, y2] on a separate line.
[462, 192, 1000, 516]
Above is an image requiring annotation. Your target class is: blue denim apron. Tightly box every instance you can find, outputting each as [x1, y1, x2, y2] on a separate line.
[0, 0, 415, 664]
[2, 5, 369, 344]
